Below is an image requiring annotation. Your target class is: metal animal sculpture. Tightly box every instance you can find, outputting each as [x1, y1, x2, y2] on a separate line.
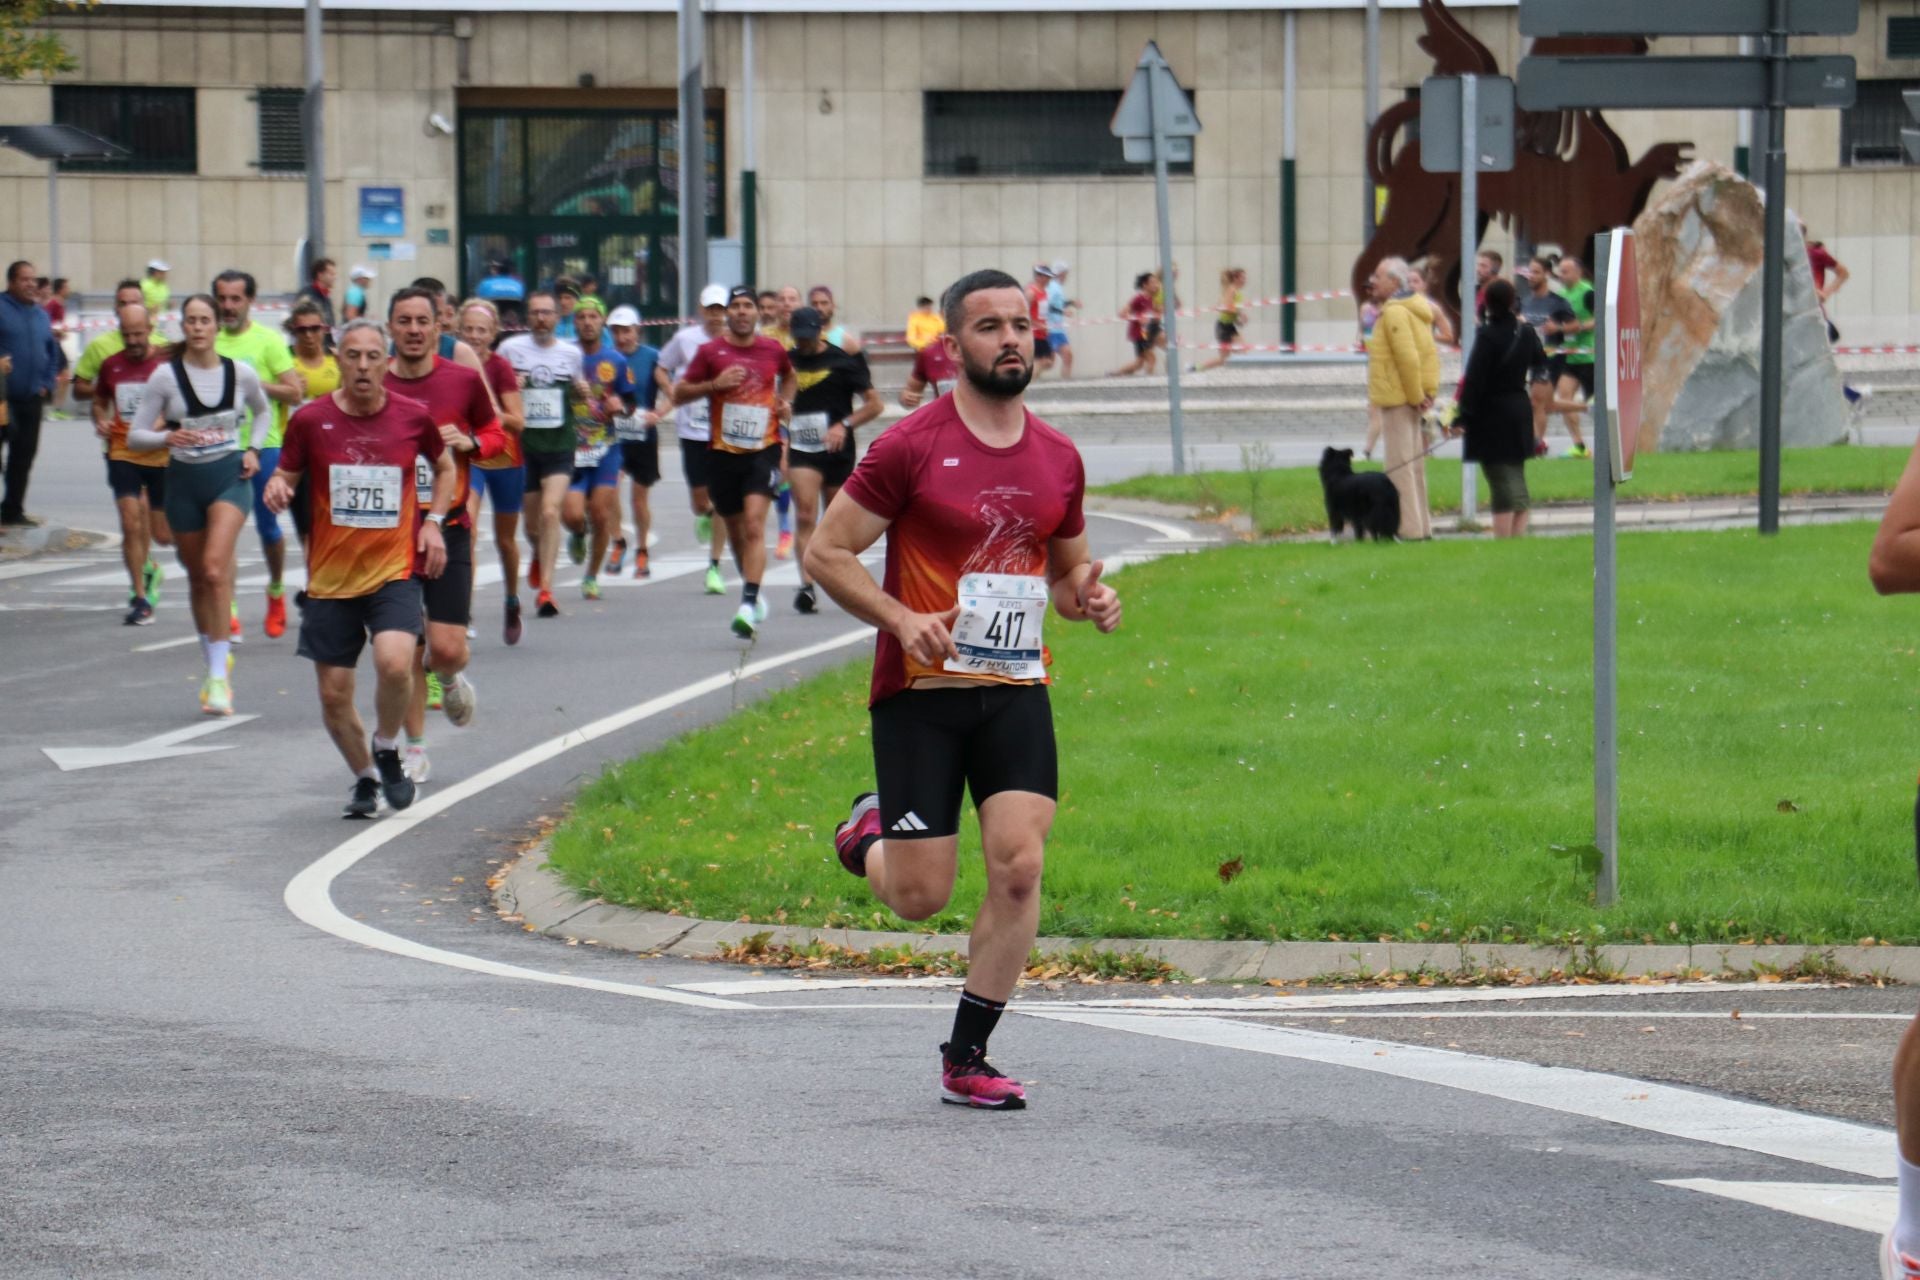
[1350, 0, 1692, 329]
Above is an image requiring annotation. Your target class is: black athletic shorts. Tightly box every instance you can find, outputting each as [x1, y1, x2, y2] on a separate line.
[870, 683, 1057, 840]
[417, 521, 473, 627]
[680, 437, 711, 490]
[622, 436, 661, 486]
[1033, 333, 1054, 359]
[524, 448, 574, 483]
[1215, 321, 1240, 345]
[1538, 353, 1567, 387]
[706, 445, 782, 518]
[1562, 361, 1595, 399]
[788, 446, 854, 490]
[105, 457, 166, 504]
[297, 577, 424, 669]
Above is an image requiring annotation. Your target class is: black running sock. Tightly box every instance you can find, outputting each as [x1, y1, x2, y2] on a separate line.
[742, 581, 760, 606]
[709, 558, 720, 571]
[948, 990, 1006, 1063]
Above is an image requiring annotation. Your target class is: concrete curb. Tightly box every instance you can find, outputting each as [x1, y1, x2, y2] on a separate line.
[0, 522, 114, 562]
[496, 851, 1920, 983]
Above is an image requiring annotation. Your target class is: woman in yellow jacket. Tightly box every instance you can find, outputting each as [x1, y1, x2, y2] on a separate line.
[1364, 257, 1441, 540]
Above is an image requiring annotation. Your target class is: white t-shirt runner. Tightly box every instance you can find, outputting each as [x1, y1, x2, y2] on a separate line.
[496, 334, 585, 456]
[659, 323, 719, 444]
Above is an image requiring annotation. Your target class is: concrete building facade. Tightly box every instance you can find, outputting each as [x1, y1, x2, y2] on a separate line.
[1, 0, 1915, 369]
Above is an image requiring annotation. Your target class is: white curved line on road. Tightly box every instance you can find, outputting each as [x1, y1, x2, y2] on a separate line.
[283, 627, 875, 1011]
[1087, 509, 1202, 542]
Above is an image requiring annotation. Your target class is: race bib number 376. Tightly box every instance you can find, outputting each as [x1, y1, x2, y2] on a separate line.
[944, 573, 1048, 681]
[331, 464, 403, 529]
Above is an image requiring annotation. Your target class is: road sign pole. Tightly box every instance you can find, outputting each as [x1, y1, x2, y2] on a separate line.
[678, 0, 708, 306]
[46, 163, 58, 280]
[1458, 74, 1479, 528]
[302, 0, 325, 281]
[1147, 67, 1186, 474]
[1282, 10, 1298, 348]
[1758, 0, 1789, 535]
[1593, 231, 1619, 906]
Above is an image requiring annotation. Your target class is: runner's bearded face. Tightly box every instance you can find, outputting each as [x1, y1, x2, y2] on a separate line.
[121, 315, 153, 363]
[778, 286, 801, 322]
[576, 308, 605, 348]
[214, 281, 251, 332]
[726, 298, 760, 340]
[953, 287, 1035, 399]
[339, 328, 389, 406]
[527, 298, 558, 342]
[391, 299, 438, 363]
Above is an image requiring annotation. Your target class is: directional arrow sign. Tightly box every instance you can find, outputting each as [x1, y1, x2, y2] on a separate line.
[1518, 55, 1856, 110]
[43, 714, 258, 772]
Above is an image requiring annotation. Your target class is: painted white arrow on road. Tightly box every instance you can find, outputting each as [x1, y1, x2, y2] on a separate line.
[43, 715, 258, 772]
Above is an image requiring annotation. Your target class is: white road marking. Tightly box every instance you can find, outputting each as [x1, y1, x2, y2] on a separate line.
[1023, 1010, 1896, 1178]
[133, 634, 202, 652]
[1086, 509, 1204, 543]
[282, 628, 876, 1010]
[1063, 982, 1773, 1013]
[671, 975, 965, 995]
[1659, 1179, 1894, 1235]
[1208, 1009, 1911, 1022]
[0, 558, 96, 581]
[44, 714, 259, 771]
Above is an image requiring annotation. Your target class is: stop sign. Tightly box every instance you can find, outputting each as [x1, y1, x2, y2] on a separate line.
[1602, 229, 1642, 483]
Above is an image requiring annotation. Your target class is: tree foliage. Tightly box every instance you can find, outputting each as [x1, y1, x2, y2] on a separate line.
[0, 2, 96, 83]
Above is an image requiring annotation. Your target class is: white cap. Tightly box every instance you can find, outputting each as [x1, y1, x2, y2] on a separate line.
[607, 305, 642, 328]
[1050, 260, 1070, 277]
[147, 259, 170, 272]
[698, 283, 729, 308]
[349, 264, 375, 281]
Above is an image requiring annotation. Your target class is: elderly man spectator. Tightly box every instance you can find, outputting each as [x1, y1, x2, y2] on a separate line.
[1365, 256, 1440, 540]
[0, 260, 59, 525]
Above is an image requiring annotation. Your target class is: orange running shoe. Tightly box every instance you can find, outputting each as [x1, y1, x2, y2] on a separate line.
[528, 557, 543, 590]
[264, 589, 287, 638]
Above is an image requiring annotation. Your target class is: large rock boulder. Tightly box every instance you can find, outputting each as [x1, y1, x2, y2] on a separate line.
[1631, 160, 1849, 453]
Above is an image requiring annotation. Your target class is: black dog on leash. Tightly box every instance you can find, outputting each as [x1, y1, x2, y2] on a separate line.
[1318, 447, 1399, 542]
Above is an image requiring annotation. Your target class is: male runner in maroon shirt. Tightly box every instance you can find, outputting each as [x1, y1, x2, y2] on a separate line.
[386, 287, 507, 778]
[807, 268, 1123, 1109]
[672, 285, 796, 640]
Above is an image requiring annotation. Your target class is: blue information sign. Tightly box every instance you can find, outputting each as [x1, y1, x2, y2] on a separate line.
[358, 187, 404, 238]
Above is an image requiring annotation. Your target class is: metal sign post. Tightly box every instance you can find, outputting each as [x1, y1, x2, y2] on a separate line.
[1592, 229, 1619, 906]
[1420, 73, 1514, 529]
[301, 0, 325, 282]
[677, 0, 707, 302]
[1112, 41, 1201, 476]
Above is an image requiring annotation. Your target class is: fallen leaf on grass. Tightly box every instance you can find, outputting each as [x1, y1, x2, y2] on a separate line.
[1217, 858, 1244, 884]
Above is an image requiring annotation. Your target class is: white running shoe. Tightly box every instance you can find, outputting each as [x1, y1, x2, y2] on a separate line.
[730, 602, 757, 639]
[753, 596, 770, 624]
[403, 744, 431, 783]
[1884, 1229, 1920, 1279]
[442, 673, 477, 728]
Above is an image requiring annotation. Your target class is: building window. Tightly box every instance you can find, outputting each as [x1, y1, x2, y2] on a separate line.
[255, 88, 305, 174]
[51, 86, 197, 174]
[1842, 79, 1920, 166]
[924, 90, 1195, 178]
[1890, 16, 1920, 59]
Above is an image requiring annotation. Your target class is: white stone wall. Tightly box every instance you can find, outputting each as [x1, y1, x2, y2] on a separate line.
[0, 4, 1914, 365]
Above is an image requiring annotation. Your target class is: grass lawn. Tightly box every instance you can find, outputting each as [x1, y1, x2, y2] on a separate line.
[548, 521, 1920, 946]
[1093, 445, 1908, 536]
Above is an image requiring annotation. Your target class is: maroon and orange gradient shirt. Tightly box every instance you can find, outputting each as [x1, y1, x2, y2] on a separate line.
[682, 334, 792, 454]
[384, 356, 506, 527]
[840, 397, 1086, 706]
[281, 393, 445, 599]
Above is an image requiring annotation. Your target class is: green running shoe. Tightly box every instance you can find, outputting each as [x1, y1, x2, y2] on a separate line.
[142, 559, 162, 605]
[703, 565, 725, 595]
[581, 575, 601, 601]
[426, 671, 444, 710]
[567, 531, 586, 564]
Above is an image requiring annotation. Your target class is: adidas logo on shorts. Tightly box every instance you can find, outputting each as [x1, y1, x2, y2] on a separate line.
[890, 811, 929, 833]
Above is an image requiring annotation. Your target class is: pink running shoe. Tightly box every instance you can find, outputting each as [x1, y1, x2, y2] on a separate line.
[833, 792, 880, 876]
[940, 1044, 1027, 1110]
[1883, 1231, 1920, 1279]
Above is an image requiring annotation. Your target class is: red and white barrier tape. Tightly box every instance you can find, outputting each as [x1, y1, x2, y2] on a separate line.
[1065, 287, 1355, 329]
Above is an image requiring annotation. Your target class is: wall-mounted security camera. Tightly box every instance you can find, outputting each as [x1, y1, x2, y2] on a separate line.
[426, 112, 454, 137]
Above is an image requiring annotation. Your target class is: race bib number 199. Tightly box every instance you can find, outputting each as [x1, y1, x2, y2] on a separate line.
[944, 573, 1047, 681]
[331, 464, 403, 529]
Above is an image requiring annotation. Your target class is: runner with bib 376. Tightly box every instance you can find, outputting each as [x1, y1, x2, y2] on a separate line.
[806, 268, 1122, 1110]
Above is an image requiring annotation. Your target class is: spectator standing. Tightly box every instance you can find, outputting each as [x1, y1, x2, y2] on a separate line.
[44, 276, 75, 408]
[141, 260, 171, 316]
[1364, 257, 1440, 541]
[1474, 251, 1503, 321]
[905, 296, 945, 351]
[0, 260, 58, 524]
[1408, 257, 1456, 348]
[1453, 279, 1543, 539]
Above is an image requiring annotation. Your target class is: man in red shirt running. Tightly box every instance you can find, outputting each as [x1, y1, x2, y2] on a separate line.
[671, 285, 797, 640]
[264, 320, 456, 818]
[807, 268, 1123, 1110]
[91, 302, 173, 625]
[386, 287, 508, 782]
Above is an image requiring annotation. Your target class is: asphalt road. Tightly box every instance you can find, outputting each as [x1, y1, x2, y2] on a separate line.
[1, 422, 1909, 1278]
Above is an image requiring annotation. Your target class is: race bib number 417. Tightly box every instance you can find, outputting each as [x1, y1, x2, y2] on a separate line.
[944, 573, 1048, 681]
